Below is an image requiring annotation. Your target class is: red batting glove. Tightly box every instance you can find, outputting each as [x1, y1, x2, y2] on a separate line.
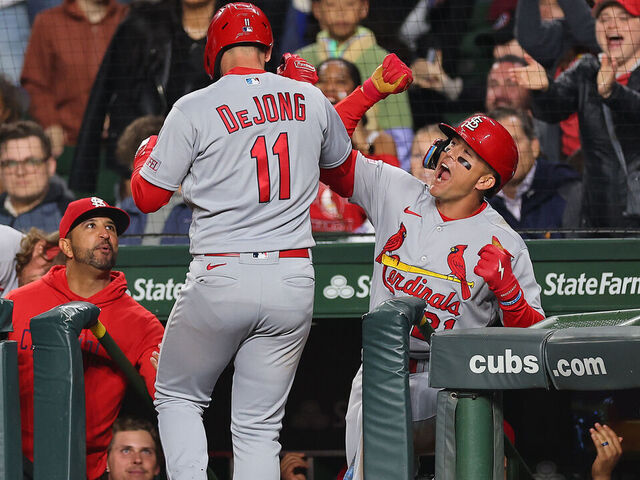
[276, 53, 319, 84]
[474, 243, 521, 305]
[133, 135, 158, 171]
[361, 53, 413, 102]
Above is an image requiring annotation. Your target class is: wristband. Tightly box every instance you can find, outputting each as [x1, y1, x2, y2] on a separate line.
[499, 289, 522, 307]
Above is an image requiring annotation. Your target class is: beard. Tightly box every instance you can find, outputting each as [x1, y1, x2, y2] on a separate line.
[72, 242, 117, 271]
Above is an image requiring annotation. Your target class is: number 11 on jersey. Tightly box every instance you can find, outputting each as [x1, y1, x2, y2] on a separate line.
[251, 132, 291, 203]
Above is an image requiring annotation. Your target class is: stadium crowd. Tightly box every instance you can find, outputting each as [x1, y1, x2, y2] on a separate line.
[0, 0, 638, 478]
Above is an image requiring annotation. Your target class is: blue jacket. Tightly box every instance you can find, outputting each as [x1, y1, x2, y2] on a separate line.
[0, 181, 74, 233]
[160, 202, 191, 245]
[490, 157, 582, 238]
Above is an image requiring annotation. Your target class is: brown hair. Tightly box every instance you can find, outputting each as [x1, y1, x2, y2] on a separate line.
[116, 116, 165, 171]
[108, 416, 163, 465]
[15, 228, 60, 276]
[0, 120, 52, 159]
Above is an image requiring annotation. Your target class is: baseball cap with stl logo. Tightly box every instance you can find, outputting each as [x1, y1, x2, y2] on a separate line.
[59, 197, 130, 238]
[593, 0, 640, 17]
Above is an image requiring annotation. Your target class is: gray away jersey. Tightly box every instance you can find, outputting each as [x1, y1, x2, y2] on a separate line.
[0, 225, 23, 297]
[350, 153, 544, 356]
[141, 71, 352, 254]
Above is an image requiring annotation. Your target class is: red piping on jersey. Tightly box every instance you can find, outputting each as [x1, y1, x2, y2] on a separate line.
[225, 67, 266, 76]
[131, 150, 173, 213]
[438, 201, 488, 222]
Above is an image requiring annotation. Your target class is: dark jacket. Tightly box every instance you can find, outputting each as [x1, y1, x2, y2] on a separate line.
[70, 0, 210, 192]
[490, 157, 582, 238]
[0, 179, 74, 233]
[530, 54, 640, 228]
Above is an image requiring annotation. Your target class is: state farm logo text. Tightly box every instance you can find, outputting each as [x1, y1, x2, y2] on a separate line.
[469, 349, 608, 377]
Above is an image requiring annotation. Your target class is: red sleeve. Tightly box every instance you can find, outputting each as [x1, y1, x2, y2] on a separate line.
[334, 87, 377, 137]
[500, 290, 545, 328]
[130, 146, 174, 213]
[320, 149, 358, 198]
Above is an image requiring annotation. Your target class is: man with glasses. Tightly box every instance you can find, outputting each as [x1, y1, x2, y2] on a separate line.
[0, 120, 74, 232]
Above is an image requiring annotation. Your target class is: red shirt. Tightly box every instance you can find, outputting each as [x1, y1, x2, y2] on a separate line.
[6, 266, 164, 479]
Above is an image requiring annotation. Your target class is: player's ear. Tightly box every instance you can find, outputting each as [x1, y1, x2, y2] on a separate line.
[58, 236, 73, 260]
[475, 173, 496, 192]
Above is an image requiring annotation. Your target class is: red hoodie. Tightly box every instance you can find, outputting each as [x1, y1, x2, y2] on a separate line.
[6, 265, 164, 479]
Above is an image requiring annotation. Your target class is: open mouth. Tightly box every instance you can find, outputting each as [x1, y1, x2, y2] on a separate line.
[607, 35, 624, 49]
[436, 162, 451, 182]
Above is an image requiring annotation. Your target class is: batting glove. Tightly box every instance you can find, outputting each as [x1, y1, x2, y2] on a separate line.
[276, 53, 319, 84]
[133, 135, 158, 170]
[361, 53, 413, 102]
[474, 239, 521, 306]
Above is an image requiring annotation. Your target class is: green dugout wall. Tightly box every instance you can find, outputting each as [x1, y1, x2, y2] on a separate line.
[116, 238, 640, 320]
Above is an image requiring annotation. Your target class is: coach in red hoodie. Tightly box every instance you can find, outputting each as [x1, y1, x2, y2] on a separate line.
[6, 196, 164, 480]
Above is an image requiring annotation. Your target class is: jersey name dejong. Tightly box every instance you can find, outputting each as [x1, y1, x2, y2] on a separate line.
[543, 272, 640, 296]
[216, 92, 306, 134]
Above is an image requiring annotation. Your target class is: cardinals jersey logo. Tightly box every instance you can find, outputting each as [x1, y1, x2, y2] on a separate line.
[447, 245, 471, 300]
[376, 223, 406, 263]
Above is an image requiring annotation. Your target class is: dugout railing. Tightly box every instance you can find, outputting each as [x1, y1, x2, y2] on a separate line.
[360, 297, 640, 480]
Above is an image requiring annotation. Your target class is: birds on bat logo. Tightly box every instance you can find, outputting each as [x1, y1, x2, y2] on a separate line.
[375, 223, 474, 302]
[447, 245, 471, 300]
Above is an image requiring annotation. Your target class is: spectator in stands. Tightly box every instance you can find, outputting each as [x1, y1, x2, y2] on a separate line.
[71, 0, 215, 193]
[310, 57, 399, 233]
[20, 0, 127, 158]
[409, 124, 442, 185]
[0, 121, 74, 232]
[15, 227, 61, 288]
[512, 0, 640, 229]
[488, 107, 582, 238]
[590, 422, 623, 480]
[0, 0, 30, 86]
[0, 74, 26, 125]
[295, 0, 414, 170]
[105, 416, 162, 480]
[516, 0, 600, 163]
[6, 196, 164, 479]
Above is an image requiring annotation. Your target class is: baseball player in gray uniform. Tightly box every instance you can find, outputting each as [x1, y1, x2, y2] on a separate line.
[0, 225, 22, 297]
[292, 58, 546, 478]
[129, 3, 352, 479]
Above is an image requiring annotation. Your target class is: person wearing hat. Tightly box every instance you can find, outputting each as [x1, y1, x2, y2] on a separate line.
[5, 196, 164, 480]
[282, 54, 545, 479]
[512, 0, 640, 230]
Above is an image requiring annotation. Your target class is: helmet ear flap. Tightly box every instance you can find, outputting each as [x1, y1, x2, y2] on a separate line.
[423, 138, 450, 169]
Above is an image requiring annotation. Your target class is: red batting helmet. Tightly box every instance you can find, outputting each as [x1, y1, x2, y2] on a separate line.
[204, 2, 274, 79]
[439, 114, 518, 191]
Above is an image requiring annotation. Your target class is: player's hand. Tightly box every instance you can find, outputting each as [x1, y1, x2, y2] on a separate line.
[509, 53, 549, 91]
[597, 53, 617, 99]
[277, 53, 319, 85]
[150, 343, 161, 371]
[133, 135, 158, 171]
[590, 423, 623, 480]
[280, 452, 308, 480]
[474, 237, 519, 303]
[361, 53, 413, 101]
